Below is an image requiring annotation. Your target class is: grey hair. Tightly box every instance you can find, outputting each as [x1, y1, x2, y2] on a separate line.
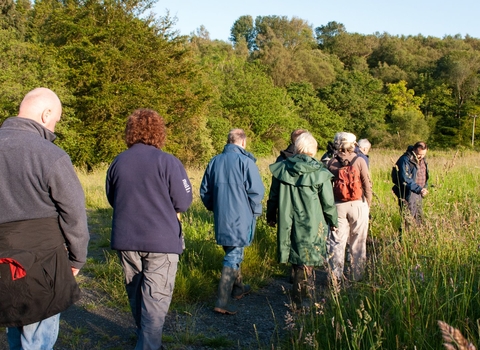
[227, 128, 246, 144]
[358, 139, 371, 151]
[295, 132, 317, 157]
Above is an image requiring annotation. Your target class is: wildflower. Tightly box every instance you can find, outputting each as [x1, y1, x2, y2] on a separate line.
[304, 332, 316, 347]
[284, 311, 296, 331]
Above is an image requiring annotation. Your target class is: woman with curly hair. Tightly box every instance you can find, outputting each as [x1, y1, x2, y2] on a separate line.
[106, 108, 192, 350]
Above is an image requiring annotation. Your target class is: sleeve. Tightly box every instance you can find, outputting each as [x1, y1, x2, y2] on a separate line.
[425, 161, 429, 188]
[397, 157, 423, 194]
[168, 158, 193, 213]
[245, 161, 265, 217]
[358, 158, 373, 206]
[48, 155, 90, 269]
[266, 176, 280, 223]
[199, 162, 214, 211]
[105, 161, 116, 207]
[319, 179, 338, 228]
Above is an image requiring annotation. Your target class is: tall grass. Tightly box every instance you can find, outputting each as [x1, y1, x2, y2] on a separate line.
[78, 150, 480, 349]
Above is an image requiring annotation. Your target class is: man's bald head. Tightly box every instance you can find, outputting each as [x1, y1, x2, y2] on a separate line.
[18, 88, 62, 132]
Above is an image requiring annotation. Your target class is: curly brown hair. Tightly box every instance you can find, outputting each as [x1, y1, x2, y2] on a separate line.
[125, 109, 166, 149]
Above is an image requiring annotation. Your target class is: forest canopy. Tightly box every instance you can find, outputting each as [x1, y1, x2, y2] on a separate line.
[1, 0, 479, 167]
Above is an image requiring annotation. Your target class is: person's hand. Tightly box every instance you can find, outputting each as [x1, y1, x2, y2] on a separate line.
[268, 221, 276, 227]
[71, 267, 80, 276]
[420, 188, 428, 197]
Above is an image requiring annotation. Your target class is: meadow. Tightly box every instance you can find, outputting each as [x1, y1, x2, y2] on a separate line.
[78, 149, 480, 349]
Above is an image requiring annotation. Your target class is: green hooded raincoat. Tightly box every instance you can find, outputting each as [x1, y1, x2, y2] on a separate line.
[267, 154, 338, 266]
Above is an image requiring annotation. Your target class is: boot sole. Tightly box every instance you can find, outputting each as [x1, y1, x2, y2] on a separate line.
[213, 307, 237, 315]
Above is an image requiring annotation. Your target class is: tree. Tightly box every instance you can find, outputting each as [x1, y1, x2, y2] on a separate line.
[318, 69, 387, 144]
[250, 15, 336, 89]
[314, 21, 346, 49]
[435, 50, 480, 119]
[286, 82, 344, 147]
[230, 15, 256, 51]
[384, 81, 429, 147]
[29, 0, 213, 166]
[214, 58, 299, 155]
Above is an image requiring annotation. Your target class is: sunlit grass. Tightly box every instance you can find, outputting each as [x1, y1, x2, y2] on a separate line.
[78, 149, 480, 349]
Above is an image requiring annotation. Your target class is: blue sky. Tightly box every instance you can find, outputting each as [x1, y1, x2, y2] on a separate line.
[153, 0, 480, 41]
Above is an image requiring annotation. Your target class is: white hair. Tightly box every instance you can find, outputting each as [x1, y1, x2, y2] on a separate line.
[295, 132, 317, 157]
[358, 139, 371, 153]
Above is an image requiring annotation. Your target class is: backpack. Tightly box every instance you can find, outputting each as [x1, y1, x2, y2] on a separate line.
[332, 156, 363, 202]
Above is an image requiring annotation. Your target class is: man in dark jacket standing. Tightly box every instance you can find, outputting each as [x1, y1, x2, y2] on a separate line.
[200, 129, 265, 315]
[0, 88, 90, 349]
[106, 109, 193, 350]
[392, 141, 429, 229]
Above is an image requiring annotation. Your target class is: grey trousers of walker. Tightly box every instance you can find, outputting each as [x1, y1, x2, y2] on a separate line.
[118, 251, 179, 350]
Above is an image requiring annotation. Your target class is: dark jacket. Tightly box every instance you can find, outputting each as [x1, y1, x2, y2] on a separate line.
[0, 117, 89, 326]
[392, 145, 429, 201]
[106, 143, 193, 254]
[267, 154, 338, 265]
[0, 117, 89, 268]
[200, 143, 265, 247]
[275, 143, 296, 162]
[0, 218, 80, 327]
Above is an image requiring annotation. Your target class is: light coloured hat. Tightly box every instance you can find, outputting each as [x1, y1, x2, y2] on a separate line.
[340, 132, 356, 144]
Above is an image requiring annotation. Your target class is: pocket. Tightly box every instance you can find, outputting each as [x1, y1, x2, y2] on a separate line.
[40, 252, 57, 289]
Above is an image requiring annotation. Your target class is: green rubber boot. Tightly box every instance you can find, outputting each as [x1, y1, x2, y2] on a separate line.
[231, 268, 251, 300]
[214, 266, 238, 315]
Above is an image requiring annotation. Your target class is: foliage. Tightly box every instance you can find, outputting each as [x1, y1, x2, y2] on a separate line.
[318, 69, 388, 144]
[1, 6, 480, 165]
[382, 80, 430, 147]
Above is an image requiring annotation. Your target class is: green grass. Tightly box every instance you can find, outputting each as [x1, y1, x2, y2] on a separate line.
[78, 149, 480, 349]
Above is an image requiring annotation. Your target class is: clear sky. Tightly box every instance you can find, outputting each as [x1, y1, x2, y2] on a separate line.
[153, 0, 480, 41]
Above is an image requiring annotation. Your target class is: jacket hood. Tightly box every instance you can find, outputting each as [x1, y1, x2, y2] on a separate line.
[270, 154, 332, 186]
[1, 117, 56, 142]
[223, 143, 256, 162]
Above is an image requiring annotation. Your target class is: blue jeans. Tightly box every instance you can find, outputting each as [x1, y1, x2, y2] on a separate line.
[7, 313, 60, 350]
[222, 246, 244, 270]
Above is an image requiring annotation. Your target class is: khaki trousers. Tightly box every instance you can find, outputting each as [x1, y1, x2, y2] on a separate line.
[328, 200, 369, 281]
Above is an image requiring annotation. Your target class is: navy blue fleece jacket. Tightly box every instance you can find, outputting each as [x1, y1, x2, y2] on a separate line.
[106, 143, 192, 254]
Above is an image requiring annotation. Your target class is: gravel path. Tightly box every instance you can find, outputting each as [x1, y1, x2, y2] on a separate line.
[0, 272, 320, 349]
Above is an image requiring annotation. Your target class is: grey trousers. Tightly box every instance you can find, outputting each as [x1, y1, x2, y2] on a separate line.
[118, 251, 179, 350]
[398, 192, 424, 230]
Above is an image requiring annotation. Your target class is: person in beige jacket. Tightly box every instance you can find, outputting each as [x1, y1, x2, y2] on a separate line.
[327, 132, 372, 284]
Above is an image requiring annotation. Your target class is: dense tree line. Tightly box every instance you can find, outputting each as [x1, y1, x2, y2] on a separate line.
[1, 0, 479, 167]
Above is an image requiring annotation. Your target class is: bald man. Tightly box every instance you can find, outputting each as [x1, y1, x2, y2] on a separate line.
[0, 88, 90, 349]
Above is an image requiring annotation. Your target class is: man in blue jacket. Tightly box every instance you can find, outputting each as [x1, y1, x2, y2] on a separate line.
[200, 129, 265, 315]
[392, 141, 429, 231]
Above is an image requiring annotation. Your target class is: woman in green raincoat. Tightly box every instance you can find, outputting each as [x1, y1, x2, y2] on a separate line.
[266, 132, 338, 306]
